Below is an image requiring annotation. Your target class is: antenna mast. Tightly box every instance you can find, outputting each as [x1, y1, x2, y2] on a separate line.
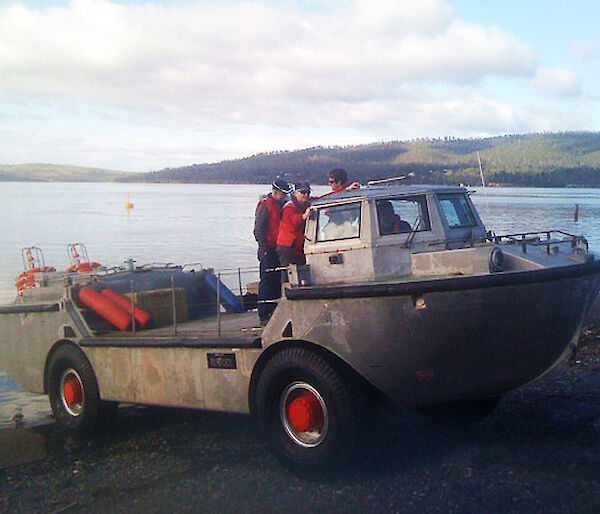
[367, 172, 414, 186]
[476, 151, 486, 188]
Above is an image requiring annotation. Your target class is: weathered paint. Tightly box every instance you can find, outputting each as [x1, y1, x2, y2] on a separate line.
[273, 273, 599, 407]
[0, 286, 81, 393]
[84, 346, 262, 413]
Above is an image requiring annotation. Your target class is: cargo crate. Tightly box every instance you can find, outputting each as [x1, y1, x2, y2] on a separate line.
[125, 287, 188, 327]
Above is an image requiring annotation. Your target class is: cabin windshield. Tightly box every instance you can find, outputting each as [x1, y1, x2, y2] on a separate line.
[438, 194, 476, 228]
[316, 202, 361, 242]
[375, 196, 430, 236]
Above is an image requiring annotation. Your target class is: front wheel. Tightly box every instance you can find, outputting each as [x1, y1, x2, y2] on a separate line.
[254, 347, 360, 470]
[47, 345, 101, 432]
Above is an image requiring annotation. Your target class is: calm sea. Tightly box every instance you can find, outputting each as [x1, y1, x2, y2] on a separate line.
[1, 182, 599, 428]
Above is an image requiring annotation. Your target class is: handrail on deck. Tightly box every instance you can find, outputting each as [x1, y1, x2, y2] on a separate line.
[487, 230, 588, 255]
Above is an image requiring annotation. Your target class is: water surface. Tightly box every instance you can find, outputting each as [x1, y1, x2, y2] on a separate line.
[0, 182, 598, 437]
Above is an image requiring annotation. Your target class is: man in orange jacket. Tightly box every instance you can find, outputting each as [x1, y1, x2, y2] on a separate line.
[276, 182, 312, 267]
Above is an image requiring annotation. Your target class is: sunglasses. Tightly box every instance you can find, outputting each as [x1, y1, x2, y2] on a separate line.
[328, 179, 337, 184]
[298, 190, 310, 195]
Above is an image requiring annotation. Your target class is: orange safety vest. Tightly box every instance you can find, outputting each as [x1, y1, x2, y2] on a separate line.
[255, 194, 284, 249]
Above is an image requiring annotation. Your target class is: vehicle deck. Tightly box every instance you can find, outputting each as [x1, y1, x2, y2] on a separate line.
[80, 311, 264, 348]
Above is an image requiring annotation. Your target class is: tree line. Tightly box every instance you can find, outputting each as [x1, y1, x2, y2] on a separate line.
[135, 131, 600, 187]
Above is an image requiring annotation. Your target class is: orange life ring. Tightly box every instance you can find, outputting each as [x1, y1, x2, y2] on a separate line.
[14, 266, 56, 292]
[67, 262, 101, 273]
[18, 266, 56, 275]
[15, 276, 36, 292]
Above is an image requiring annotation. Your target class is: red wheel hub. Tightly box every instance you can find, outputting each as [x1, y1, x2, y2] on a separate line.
[287, 392, 324, 432]
[63, 374, 83, 407]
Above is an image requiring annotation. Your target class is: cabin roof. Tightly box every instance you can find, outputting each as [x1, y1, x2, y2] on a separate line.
[311, 183, 467, 206]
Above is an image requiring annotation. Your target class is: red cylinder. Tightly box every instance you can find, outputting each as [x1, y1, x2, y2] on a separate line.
[101, 288, 151, 329]
[79, 286, 131, 331]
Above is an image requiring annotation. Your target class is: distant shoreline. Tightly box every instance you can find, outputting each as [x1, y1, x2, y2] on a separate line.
[1, 179, 599, 189]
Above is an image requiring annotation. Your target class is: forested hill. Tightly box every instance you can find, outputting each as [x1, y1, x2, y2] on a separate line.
[0, 163, 130, 182]
[143, 132, 600, 187]
[2, 132, 600, 186]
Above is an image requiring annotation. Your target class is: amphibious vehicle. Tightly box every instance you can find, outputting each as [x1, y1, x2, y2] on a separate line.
[1, 184, 599, 468]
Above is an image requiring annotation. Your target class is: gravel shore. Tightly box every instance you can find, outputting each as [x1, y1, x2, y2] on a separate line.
[2, 315, 600, 512]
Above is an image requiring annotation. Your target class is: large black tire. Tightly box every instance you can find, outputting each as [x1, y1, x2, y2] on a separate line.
[418, 396, 501, 426]
[47, 345, 102, 433]
[254, 347, 360, 470]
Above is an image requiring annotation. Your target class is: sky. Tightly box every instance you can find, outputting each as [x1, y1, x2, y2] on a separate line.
[0, 0, 599, 171]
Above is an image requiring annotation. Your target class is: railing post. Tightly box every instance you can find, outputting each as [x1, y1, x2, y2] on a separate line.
[216, 273, 222, 337]
[171, 275, 177, 335]
[130, 280, 136, 335]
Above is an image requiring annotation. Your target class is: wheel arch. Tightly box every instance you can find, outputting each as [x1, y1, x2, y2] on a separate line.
[248, 339, 382, 417]
[43, 340, 91, 394]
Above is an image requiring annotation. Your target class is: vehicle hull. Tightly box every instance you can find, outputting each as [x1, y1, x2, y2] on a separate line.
[275, 265, 600, 407]
[0, 263, 599, 414]
[0, 287, 73, 394]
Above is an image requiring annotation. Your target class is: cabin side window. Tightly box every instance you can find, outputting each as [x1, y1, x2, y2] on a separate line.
[376, 196, 430, 236]
[438, 194, 476, 228]
[316, 202, 361, 242]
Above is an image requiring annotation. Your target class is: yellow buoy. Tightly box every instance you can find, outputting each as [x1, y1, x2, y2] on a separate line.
[125, 193, 134, 211]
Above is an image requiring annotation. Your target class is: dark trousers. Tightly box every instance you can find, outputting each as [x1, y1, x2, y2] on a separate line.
[258, 248, 281, 322]
[276, 246, 306, 267]
[276, 246, 306, 284]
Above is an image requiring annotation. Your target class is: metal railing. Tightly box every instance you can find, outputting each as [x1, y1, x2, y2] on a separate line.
[487, 230, 588, 255]
[123, 265, 261, 337]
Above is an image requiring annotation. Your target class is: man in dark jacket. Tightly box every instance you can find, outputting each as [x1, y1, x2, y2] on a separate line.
[254, 178, 291, 325]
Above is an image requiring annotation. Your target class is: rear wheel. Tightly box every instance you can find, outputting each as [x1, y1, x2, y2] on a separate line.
[254, 347, 360, 469]
[48, 345, 102, 432]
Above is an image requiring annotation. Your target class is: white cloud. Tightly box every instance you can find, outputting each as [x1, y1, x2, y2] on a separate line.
[529, 67, 582, 99]
[0, 1, 536, 112]
[0, 0, 593, 170]
[572, 39, 600, 62]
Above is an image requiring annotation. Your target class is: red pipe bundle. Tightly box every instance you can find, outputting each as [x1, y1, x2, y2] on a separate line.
[79, 286, 152, 331]
[79, 286, 130, 331]
[101, 288, 151, 329]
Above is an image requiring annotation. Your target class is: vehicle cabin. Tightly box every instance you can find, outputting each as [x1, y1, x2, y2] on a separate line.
[287, 184, 492, 288]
